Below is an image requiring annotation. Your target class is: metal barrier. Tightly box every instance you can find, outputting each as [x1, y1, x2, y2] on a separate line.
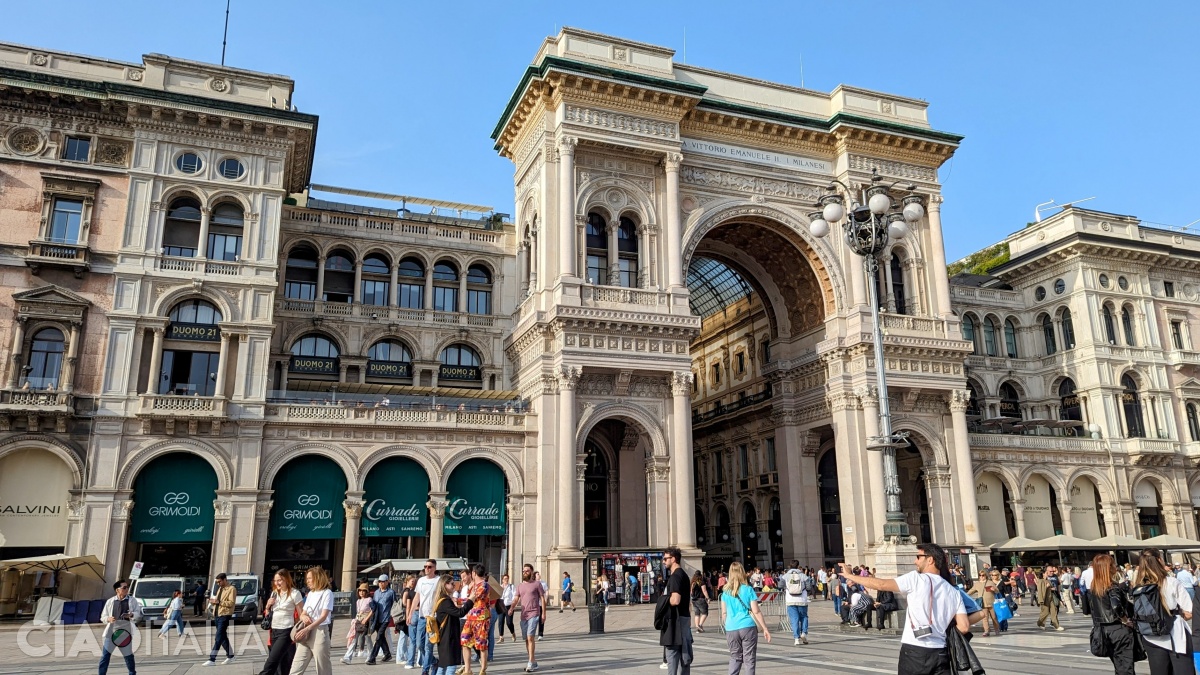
[714, 591, 789, 635]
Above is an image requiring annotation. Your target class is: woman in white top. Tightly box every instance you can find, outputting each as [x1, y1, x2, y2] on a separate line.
[159, 590, 185, 636]
[497, 574, 516, 643]
[259, 569, 304, 675]
[289, 566, 335, 675]
[1135, 548, 1195, 675]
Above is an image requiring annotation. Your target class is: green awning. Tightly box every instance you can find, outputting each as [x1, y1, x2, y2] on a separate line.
[444, 459, 506, 536]
[269, 455, 347, 540]
[130, 454, 217, 543]
[362, 457, 430, 537]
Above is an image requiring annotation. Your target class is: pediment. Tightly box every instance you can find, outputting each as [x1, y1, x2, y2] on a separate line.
[1179, 377, 1200, 398]
[13, 285, 91, 320]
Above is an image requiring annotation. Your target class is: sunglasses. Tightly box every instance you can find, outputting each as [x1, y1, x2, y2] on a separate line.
[424, 565, 435, 570]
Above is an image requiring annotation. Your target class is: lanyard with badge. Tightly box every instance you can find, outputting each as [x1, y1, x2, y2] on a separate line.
[908, 574, 935, 639]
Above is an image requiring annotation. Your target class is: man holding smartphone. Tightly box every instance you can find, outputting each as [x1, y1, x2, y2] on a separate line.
[99, 580, 141, 675]
[841, 543, 969, 675]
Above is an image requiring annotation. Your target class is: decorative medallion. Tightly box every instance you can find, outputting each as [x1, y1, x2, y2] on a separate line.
[1099, 221, 1111, 232]
[127, 70, 144, 81]
[95, 141, 129, 167]
[605, 188, 625, 208]
[7, 127, 42, 156]
[209, 78, 229, 92]
[613, 47, 627, 61]
[31, 53, 48, 66]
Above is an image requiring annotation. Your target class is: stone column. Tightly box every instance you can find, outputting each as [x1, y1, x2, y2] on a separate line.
[211, 497, 234, 576]
[1011, 500, 1027, 539]
[196, 208, 211, 259]
[428, 494, 448, 558]
[607, 220, 620, 285]
[647, 458, 671, 547]
[529, 228, 539, 292]
[517, 242, 529, 297]
[250, 499, 273, 579]
[277, 360, 289, 396]
[671, 372, 696, 547]
[858, 385, 887, 543]
[213, 332, 230, 397]
[315, 255, 327, 301]
[926, 196, 953, 318]
[849, 253, 867, 308]
[776, 422, 823, 567]
[8, 317, 26, 388]
[882, 255, 896, 312]
[637, 224, 650, 288]
[145, 327, 165, 394]
[390, 262, 399, 307]
[341, 499, 363, 591]
[1059, 503, 1074, 538]
[949, 390, 984, 546]
[664, 153, 684, 289]
[353, 260, 363, 304]
[61, 321, 81, 393]
[423, 266, 435, 313]
[506, 496, 525, 579]
[557, 137, 578, 280]
[556, 366, 581, 550]
[458, 270, 468, 313]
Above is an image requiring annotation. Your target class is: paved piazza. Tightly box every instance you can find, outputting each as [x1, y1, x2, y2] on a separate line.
[0, 603, 1130, 674]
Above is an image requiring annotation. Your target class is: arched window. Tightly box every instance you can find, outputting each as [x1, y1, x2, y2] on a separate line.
[163, 196, 202, 257]
[367, 339, 412, 380]
[1121, 374, 1145, 438]
[1042, 314, 1057, 355]
[439, 344, 482, 386]
[1059, 378, 1082, 436]
[361, 254, 391, 306]
[396, 257, 425, 309]
[1102, 304, 1118, 344]
[585, 212, 608, 285]
[1187, 403, 1200, 442]
[617, 216, 639, 288]
[983, 317, 998, 356]
[161, 300, 223, 396]
[291, 334, 339, 358]
[26, 328, 65, 389]
[890, 255, 907, 315]
[284, 245, 319, 300]
[965, 381, 982, 417]
[433, 261, 459, 312]
[466, 264, 492, 315]
[1122, 306, 1136, 346]
[440, 344, 481, 367]
[323, 250, 355, 304]
[207, 202, 244, 261]
[999, 382, 1021, 420]
[962, 314, 978, 355]
[1004, 319, 1019, 358]
[1061, 308, 1076, 349]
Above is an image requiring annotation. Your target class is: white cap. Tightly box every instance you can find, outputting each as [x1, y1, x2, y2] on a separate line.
[377, 574, 390, 583]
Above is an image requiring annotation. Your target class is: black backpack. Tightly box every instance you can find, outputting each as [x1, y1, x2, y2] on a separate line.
[1130, 583, 1174, 637]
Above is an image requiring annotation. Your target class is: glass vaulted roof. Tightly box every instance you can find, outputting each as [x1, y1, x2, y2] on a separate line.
[687, 257, 753, 318]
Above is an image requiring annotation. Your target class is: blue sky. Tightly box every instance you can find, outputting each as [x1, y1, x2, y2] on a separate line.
[5, 0, 1198, 260]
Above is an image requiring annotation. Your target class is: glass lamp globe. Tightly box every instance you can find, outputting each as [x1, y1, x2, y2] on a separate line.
[888, 220, 909, 241]
[903, 202, 925, 222]
[822, 202, 844, 223]
[869, 193, 891, 215]
[748, 532, 756, 539]
[809, 219, 829, 238]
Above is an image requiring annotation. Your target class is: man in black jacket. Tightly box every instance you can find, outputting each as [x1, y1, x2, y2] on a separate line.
[659, 547, 692, 675]
[871, 589, 900, 630]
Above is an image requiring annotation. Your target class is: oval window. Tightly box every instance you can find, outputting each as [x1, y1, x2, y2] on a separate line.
[1118, 276, 1129, 291]
[1099, 274, 1109, 289]
[1035, 286, 1046, 302]
[175, 152, 203, 174]
[218, 158, 245, 180]
[1054, 279, 1066, 295]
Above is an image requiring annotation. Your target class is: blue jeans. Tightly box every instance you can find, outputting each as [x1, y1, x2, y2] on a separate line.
[159, 609, 184, 636]
[833, 595, 843, 617]
[208, 616, 233, 661]
[401, 622, 416, 664]
[487, 610, 498, 661]
[99, 644, 136, 675]
[787, 604, 809, 638]
[417, 616, 434, 674]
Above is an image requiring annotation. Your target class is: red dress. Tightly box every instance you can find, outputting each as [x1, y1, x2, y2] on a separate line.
[460, 581, 492, 649]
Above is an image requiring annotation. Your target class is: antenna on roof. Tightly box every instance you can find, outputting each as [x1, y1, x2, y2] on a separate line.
[683, 28, 687, 63]
[220, 0, 231, 66]
[1034, 197, 1095, 222]
[799, 51, 805, 89]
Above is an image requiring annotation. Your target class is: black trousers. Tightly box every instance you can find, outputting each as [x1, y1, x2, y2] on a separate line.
[258, 628, 295, 675]
[496, 602, 515, 637]
[897, 643, 951, 675]
[1099, 624, 1137, 675]
[1144, 640, 1196, 675]
[368, 623, 393, 661]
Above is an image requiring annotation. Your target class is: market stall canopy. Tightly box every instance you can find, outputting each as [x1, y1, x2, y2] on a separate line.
[1086, 534, 1144, 549]
[0, 554, 105, 581]
[1141, 534, 1200, 550]
[360, 558, 469, 575]
[1024, 535, 1097, 550]
[990, 536, 1039, 551]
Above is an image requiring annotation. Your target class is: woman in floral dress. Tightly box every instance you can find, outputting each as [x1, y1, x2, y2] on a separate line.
[460, 564, 493, 675]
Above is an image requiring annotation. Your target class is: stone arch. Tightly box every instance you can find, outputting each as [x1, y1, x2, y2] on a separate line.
[575, 401, 669, 461]
[152, 287, 234, 322]
[431, 334, 492, 367]
[683, 201, 845, 318]
[973, 463, 1021, 497]
[1128, 469, 1180, 505]
[997, 377, 1028, 401]
[359, 246, 395, 267]
[320, 242, 358, 262]
[576, 177, 656, 229]
[0, 435, 84, 490]
[259, 442, 358, 492]
[438, 447, 525, 495]
[1018, 464, 1067, 495]
[1063, 467, 1117, 505]
[160, 185, 208, 208]
[283, 237, 323, 259]
[357, 445, 442, 492]
[693, 242, 789, 340]
[205, 190, 252, 212]
[464, 258, 499, 280]
[891, 418, 950, 466]
[396, 249, 435, 269]
[118, 437, 233, 491]
[280, 325, 349, 357]
[361, 327, 423, 361]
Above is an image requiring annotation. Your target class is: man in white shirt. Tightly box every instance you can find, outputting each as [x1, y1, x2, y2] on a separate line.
[843, 543, 969, 675]
[816, 568, 829, 600]
[782, 561, 811, 645]
[411, 559, 439, 674]
[1176, 565, 1197, 601]
[1079, 562, 1094, 613]
[1059, 568, 1076, 614]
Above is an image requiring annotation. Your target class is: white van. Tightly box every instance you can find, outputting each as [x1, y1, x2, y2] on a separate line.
[130, 576, 185, 625]
[224, 574, 260, 623]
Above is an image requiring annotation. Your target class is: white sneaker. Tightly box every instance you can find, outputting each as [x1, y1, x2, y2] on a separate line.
[404, 666, 414, 670]
[530, 663, 539, 672]
[536, 635, 542, 641]
[223, 656, 236, 665]
[659, 664, 668, 670]
[1055, 627, 1065, 632]
[802, 634, 809, 645]
[794, 638, 800, 646]
[202, 662, 217, 667]
[343, 656, 353, 665]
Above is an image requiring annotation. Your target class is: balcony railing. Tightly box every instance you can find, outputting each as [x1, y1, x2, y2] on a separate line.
[27, 240, 89, 277]
[968, 432, 1104, 452]
[265, 404, 524, 428]
[581, 285, 667, 307]
[1168, 350, 1200, 368]
[138, 394, 227, 417]
[693, 388, 773, 424]
[0, 389, 73, 410]
[276, 300, 497, 327]
[156, 255, 241, 277]
[283, 208, 504, 245]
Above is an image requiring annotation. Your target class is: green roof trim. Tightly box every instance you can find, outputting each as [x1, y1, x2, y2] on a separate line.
[0, 65, 320, 126]
[490, 55, 708, 148]
[697, 98, 964, 144]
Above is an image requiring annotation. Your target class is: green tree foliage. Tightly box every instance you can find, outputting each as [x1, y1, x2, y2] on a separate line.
[946, 242, 1010, 277]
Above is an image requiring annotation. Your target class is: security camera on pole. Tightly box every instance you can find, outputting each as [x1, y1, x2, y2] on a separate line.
[809, 170, 926, 574]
